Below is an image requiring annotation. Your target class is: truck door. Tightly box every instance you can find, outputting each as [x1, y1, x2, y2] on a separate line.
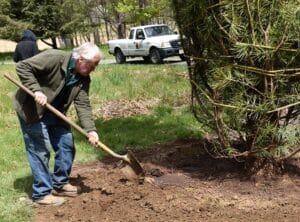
[132, 29, 148, 56]
[125, 29, 136, 56]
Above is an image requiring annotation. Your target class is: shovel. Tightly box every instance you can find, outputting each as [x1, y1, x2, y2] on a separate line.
[5, 74, 145, 181]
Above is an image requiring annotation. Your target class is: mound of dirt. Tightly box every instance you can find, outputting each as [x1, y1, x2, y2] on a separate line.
[34, 139, 300, 222]
[94, 98, 160, 120]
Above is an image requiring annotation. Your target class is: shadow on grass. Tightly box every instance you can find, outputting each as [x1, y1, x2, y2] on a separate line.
[14, 175, 32, 198]
[0, 52, 14, 61]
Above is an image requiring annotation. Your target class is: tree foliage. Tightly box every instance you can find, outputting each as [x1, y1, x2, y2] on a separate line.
[0, 0, 99, 46]
[0, 0, 173, 44]
[172, 0, 300, 164]
[0, 0, 28, 40]
[60, 0, 97, 41]
[23, 0, 63, 47]
[116, 0, 170, 25]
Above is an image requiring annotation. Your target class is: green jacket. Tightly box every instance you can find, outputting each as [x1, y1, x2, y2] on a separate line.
[14, 49, 96, 132]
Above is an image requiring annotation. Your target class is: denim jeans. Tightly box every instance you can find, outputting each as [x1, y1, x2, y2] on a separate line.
[18, 112, 75, 200]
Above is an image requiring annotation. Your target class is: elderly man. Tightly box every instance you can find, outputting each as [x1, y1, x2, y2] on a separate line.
[14, 42, 102, 206]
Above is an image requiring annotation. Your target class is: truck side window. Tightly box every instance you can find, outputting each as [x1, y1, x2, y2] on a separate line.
[136, 29, 145, 39]
[129, 30, 134, 39]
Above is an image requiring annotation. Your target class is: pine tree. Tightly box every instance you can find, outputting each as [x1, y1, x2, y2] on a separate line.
[171, 0, 300, 167]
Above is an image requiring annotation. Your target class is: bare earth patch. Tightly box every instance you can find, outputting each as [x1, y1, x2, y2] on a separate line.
[34, 138, 300, 222]
[94, 98, 160, 120]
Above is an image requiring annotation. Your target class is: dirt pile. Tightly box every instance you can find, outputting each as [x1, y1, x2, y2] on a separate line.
[34, 139, 300, 222]
[94, 99, 160, 120]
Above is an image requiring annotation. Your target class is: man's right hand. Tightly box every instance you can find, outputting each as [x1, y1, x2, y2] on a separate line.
[34, 91, 47, 106]
[88, 131, 99, 146]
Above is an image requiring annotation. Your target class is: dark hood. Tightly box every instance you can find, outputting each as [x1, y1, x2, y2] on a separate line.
[21, 30, 37, 41]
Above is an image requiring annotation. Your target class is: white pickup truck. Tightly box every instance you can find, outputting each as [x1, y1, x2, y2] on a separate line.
[108, 24, 185, 64]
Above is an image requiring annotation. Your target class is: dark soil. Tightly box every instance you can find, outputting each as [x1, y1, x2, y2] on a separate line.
[34, 138, 300, 222]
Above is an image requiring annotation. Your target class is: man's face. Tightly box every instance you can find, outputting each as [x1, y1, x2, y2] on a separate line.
[76, 55, 101, 76]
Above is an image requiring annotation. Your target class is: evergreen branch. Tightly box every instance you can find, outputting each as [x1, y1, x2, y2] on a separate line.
[193, 55, 232, 63]
[211, 9, 232, 40]
[267, 101, 300, 114]
[278, 146, 300, 161]
[207, 1, 227, 10]
[257, 0, 265, 36]
[235, 42, 298, 52]
[264, 0, 275, 45]
[272, 28, 288, 57]
[193, 55, 300, 76]
[193, 55, 300, 77]
[212, 150, 261, 159]
[202, 135, 253, 159]
[245, 0, 256, 44]
[265, 69, 300, 74]
[233, 64, 300, 76]
[190, 80, 254, 111]
[226, 76, 264, 96]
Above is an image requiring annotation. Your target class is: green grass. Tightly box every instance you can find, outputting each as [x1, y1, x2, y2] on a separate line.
[0, 52, 14, 61]
[98, 44, 113, 59]
[0, 61, 204, 221]
[92, 64, 188, 104]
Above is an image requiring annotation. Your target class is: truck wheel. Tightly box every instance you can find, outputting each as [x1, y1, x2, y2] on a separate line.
[115, 49, 126, 64]
[150, 48, 163, 64]
[179, 54, 187, 61]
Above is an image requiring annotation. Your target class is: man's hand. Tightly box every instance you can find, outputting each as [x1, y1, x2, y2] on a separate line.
[88, 131, 99, 146]
[34, 91, 47, 106]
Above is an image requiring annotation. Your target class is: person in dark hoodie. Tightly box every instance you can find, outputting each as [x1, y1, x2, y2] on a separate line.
[13, 29, 39, 62]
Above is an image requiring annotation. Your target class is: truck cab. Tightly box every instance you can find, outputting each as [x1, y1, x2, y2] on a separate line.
[108, 24, 185, 64]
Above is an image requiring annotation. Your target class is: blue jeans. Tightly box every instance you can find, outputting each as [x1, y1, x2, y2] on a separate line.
[18, 112, 75, 200]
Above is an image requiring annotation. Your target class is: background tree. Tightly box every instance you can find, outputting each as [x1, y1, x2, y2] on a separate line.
[23, 0, 66, 48]
[0, 0, 29, 41]
[172, 0, 300, 171]
[60, 0, 99, 47]
[1, 0, 101, 47]
[0, 0, 176, 46]
[115, 0, 170, 27]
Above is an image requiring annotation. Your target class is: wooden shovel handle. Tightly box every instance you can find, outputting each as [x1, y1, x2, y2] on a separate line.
[4, 74, 127, 161]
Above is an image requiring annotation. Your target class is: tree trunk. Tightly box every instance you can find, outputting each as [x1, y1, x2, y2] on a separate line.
[74, 33, 79, 46]
[93, 28, 101, 45]
[105, 20, 110, 41]
[40, 38, 57, 49]
[115, 13, 125, 39]
[51, 37, 57, 49]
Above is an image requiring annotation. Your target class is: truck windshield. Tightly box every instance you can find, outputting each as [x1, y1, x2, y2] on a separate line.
[144, 26, 175, 37]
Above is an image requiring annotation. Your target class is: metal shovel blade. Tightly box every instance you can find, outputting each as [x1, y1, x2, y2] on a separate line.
[125, 150, 145, 178]
[118, 150, 145, 183]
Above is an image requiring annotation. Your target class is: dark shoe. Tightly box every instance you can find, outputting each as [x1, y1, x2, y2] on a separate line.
[34, 194, 65, 206]
[53, 184, 81, 197]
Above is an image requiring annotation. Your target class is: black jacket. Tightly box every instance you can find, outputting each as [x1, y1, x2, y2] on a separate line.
[13, 30, 39, 62]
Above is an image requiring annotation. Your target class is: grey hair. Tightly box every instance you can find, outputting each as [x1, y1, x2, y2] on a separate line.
[72, 42, 103, 60]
